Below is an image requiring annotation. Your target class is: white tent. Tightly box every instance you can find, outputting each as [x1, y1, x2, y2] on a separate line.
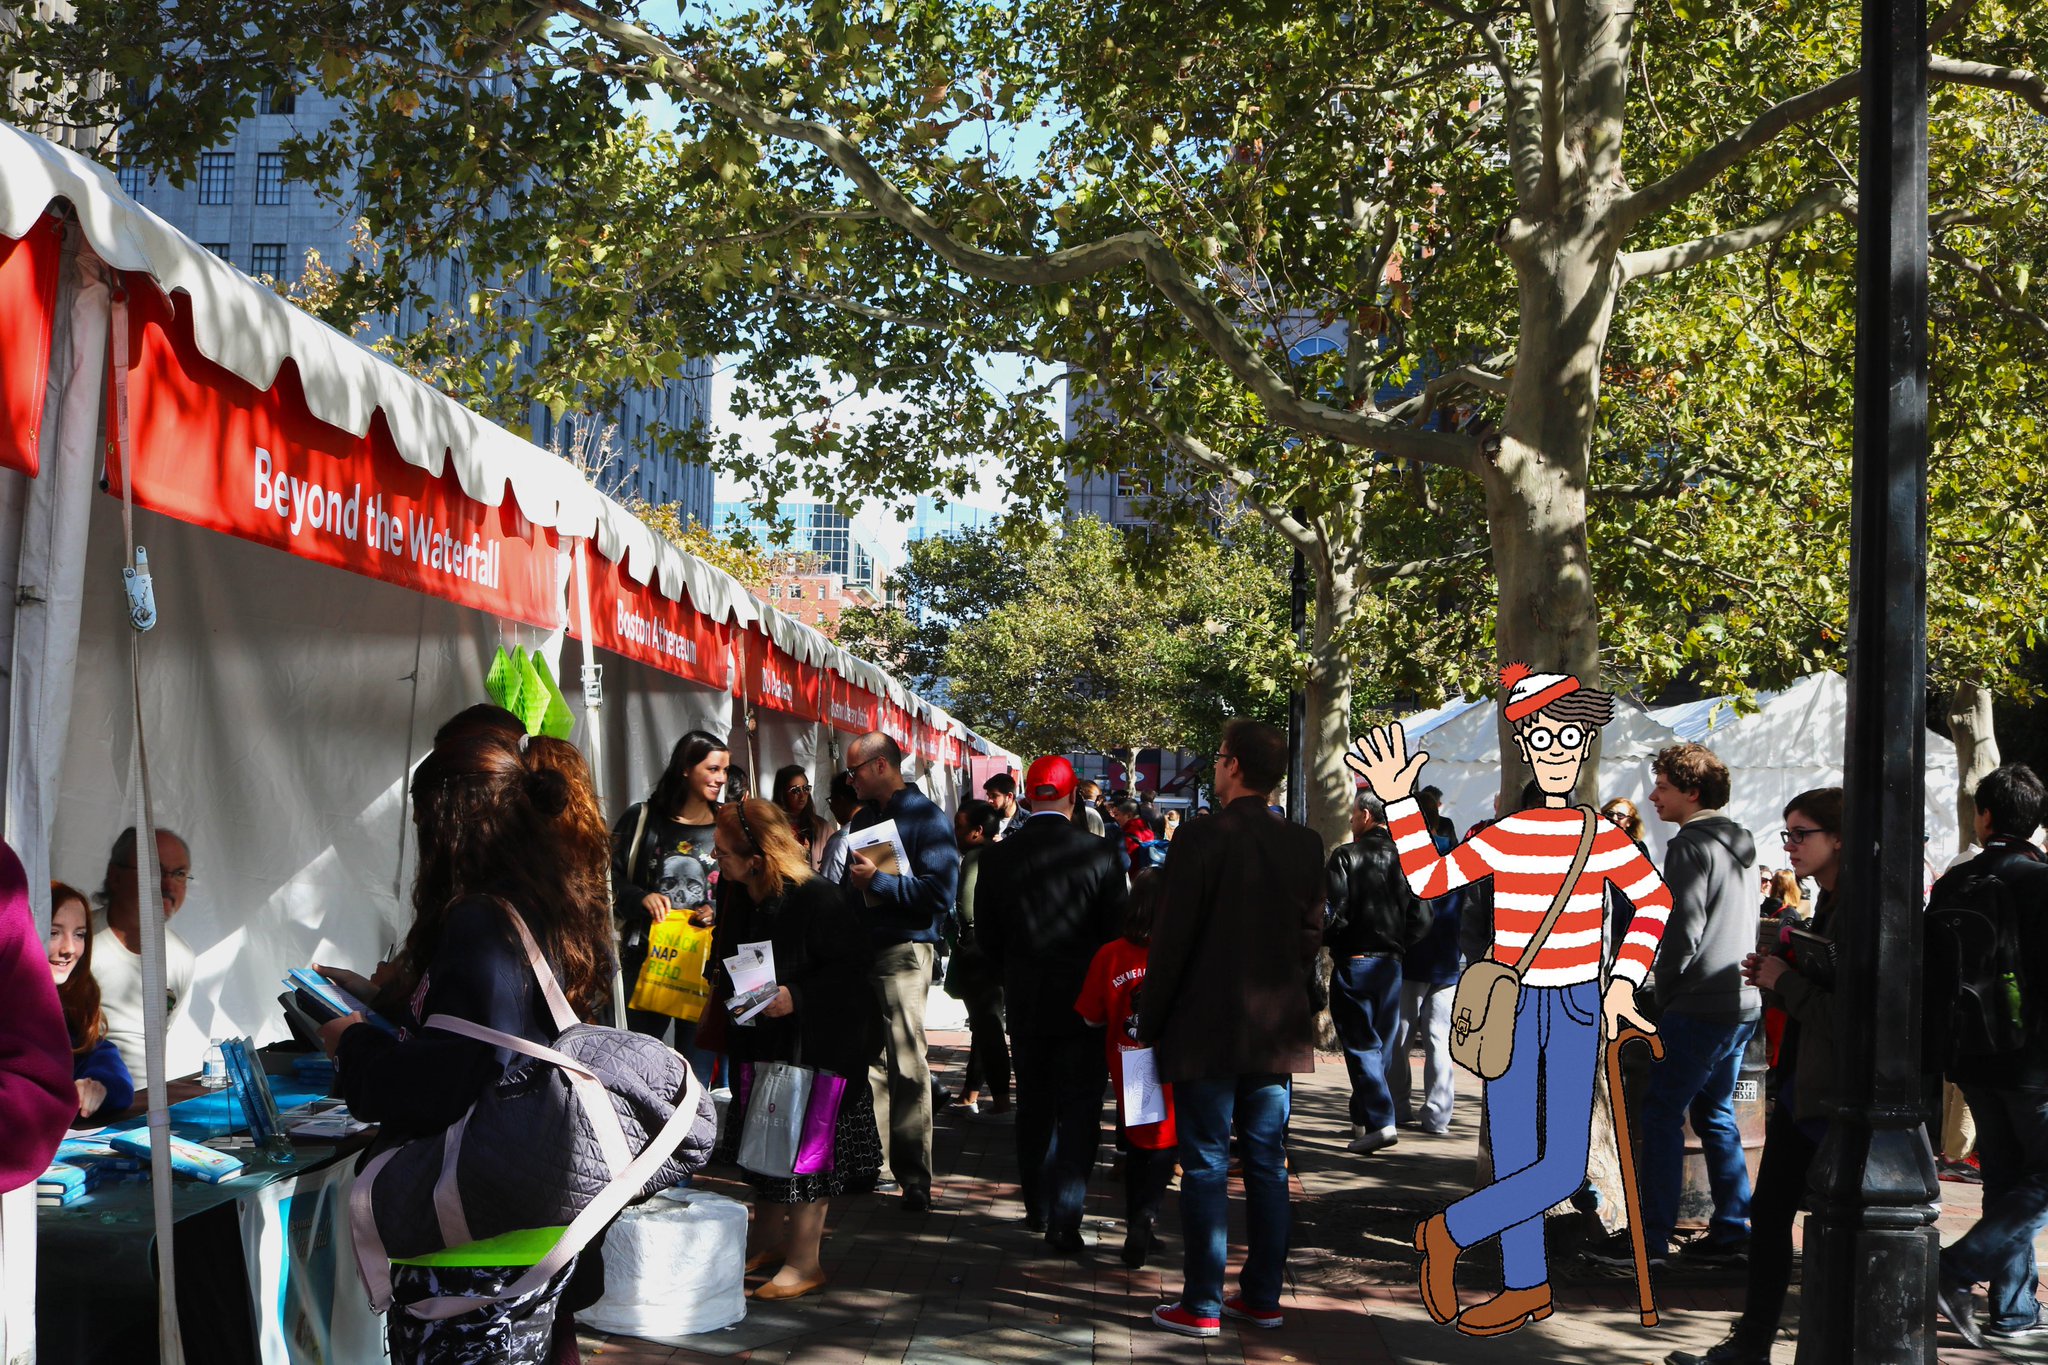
[1650, 671, 1961, 882]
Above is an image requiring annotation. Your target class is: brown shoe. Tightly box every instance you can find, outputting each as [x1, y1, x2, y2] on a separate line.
[751, 1272, 828, 1301]
[1455, 1283, 1553, 1338]
[1415, 1213, 1461, 1324]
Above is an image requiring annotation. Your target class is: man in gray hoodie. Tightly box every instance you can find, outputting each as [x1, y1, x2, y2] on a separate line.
[1617, 743, 1762, 1269]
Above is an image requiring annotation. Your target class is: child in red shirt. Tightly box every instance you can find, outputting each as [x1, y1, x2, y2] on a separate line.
[1075, 869, 1177, 1268]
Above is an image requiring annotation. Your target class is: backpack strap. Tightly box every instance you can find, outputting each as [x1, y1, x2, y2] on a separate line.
[629, 801, 653, 889]
[488, 898, 580, 1035]
[1507, 806, 1601, 982]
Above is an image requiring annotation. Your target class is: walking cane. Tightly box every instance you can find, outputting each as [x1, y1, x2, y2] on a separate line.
[1606, 1024, 1665, 1328]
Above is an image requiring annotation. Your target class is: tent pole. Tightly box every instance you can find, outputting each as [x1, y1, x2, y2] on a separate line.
[571, 539, 625, 1029]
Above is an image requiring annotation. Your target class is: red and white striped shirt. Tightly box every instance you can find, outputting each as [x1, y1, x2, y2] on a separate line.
[1387, 797, 1672, 988]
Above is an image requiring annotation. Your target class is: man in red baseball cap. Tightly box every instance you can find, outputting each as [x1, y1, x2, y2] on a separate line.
[976, 752, 1128, 1255]
[1026, 755, 1077, 802]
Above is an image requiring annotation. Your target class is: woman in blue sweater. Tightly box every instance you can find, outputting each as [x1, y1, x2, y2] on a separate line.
[47, 880, 133, 1122]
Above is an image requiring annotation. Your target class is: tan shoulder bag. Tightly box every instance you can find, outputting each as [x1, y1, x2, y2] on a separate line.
[1448, 806, 1599, 1080]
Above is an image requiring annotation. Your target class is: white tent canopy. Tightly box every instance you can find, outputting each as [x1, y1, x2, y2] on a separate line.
[1396, 671, 1962, 875]
[1649, 671, 1961, 882]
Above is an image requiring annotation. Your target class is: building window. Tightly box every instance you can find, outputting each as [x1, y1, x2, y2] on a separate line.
[249, 243, 288, 279]
[255, 152, 288, 205]
[202, 242, 232, 263]
[198, 151, 234, 204]
[117, 153, 149, 197]
[259, 85, 296, 116]
[1117, 472, 1151, 498]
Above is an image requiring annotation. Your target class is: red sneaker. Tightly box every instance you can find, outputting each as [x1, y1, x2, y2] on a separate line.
[1151, 1303, 1221, 1338]
[1222, 1296, 1284, 1329]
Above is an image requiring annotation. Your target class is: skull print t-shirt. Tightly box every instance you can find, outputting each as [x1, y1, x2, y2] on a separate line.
[616, 808, 720, 945]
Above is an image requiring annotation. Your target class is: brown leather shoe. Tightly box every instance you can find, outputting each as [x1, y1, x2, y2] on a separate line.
[1455, 1283, 1553, 1338]
[1415, 1213, 1461, 1324]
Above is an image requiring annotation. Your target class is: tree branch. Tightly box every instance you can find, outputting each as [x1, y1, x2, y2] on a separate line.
[551, 0, 1482, 473]
[769, 285, 960, 332]
[1617, 186, 1855, 283]
[1932, 245, 2048, 340]
[1525, 0, 1566, 206]
[1590, 461, 1749, 501]
[1381, 351, 1517, 426]
[1365, 545, 1492, 582]
[1928, 55, 2048, 116]
[1415, 0, 1543, 206]
[1142, 421, 1319, 551]
[1612, 0, 1984, 232]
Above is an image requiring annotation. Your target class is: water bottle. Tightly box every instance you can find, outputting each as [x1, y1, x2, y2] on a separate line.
[201, 1039, 228, 1089]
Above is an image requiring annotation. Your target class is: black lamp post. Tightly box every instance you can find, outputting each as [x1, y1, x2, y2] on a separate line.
[1795, 0, 1939, 1358]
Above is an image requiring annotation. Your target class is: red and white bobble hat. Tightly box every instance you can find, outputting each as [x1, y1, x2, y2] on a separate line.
[1499, 661, 1581, 722]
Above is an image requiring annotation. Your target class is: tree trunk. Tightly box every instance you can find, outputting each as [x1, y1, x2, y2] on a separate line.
[1487, 222, 1617, 811]
[1303, 549, 1360, 853]
[1948, 680, 1999, 851]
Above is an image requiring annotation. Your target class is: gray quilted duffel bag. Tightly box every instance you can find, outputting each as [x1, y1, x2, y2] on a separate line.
[350, 901, 717, 1320]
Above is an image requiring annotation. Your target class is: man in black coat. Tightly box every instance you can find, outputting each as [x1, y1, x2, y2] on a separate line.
[1325, 792, 1431, 1155]
[1933, 763, 2048, 1348]
[978, 754, 1129, 1254]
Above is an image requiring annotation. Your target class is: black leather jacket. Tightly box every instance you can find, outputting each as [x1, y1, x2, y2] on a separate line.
[977, 812, 1129, 1038]
[1325, 827, 1430, 958]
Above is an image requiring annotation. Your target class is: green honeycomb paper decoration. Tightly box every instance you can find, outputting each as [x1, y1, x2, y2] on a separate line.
[485, 646, 575, 740]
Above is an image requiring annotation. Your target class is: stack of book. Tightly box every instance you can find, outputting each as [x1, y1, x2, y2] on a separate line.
[53, 1136, 145, 1183]
[36, 1162, 89, 1207]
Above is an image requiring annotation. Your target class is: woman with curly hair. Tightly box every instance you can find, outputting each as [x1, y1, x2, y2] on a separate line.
[318, 706, 616, 1365]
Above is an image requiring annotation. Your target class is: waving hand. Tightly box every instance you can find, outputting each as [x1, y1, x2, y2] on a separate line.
[1345, 722, 1431, 802]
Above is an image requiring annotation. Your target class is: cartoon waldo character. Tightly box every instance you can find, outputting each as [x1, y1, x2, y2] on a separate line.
[1348, 664, 1673, 1337]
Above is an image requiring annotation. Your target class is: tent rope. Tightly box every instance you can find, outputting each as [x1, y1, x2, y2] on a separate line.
[110, 286, 186, 1363]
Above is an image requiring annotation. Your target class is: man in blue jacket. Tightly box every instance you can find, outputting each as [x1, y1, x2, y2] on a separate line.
[847, 731, 961, 1211]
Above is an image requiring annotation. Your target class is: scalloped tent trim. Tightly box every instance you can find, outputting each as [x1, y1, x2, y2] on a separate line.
[0, 118, 1029, 758]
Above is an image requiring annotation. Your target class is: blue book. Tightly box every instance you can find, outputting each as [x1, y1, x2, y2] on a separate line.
[282, 969, 396, 1032]
[37, 1162, 87, 1199]
[106, 1130, 246, 1183]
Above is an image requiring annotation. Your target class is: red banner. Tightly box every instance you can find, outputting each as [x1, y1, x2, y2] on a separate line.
[575, 545, 733, 690]
[741, 629, 823, 720]
[107, 284, 562, 628]
[826, 673, 878, 735]
[1, 215, 62, 477]
[877, 698, 913, 751]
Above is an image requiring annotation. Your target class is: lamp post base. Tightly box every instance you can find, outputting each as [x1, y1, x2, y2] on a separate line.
[1795, 1125, 1940, 1365]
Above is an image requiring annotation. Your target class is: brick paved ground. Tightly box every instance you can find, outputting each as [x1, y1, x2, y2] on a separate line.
[579, 1031, 2047, 1364]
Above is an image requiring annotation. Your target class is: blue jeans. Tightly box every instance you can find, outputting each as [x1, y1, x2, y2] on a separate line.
[1175, 1075, 1292, 1317]
[1329, 955, 1404, 1131]
[1444, 982, 1599, 1290]
[1947, 1084, 2048, 1331]
[1639, 1013, 1758, 1254]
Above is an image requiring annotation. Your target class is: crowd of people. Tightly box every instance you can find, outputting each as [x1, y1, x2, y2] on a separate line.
[8, 690, 2048, 1363]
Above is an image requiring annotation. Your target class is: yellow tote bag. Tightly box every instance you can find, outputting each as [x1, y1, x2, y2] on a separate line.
[628, 917, 715, 1022]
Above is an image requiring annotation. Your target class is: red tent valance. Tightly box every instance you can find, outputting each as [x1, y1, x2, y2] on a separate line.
[105, 283, 563, 628]
[0, 215, 62, 477]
